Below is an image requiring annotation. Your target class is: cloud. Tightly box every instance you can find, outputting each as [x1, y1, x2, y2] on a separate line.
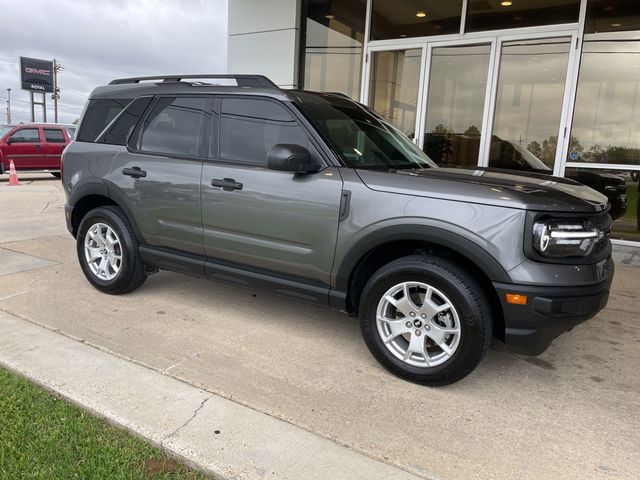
[0, 0, 228, 124]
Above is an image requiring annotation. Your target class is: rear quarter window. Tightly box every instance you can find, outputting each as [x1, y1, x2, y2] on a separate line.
[76, 98, 133, 142]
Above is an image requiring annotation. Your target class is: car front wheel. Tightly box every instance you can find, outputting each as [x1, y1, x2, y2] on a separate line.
[359, 254, 492, 386]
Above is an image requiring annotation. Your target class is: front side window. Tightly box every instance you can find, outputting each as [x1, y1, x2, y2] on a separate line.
[219, 97, 312, 166]
[140, 97, 208, 157]
[297, 94, 437, 171]
[44, 129, 66, 143]
[8, 128, 40, 143]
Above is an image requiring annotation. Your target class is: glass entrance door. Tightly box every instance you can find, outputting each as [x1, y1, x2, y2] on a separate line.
[487, 37, 573, 174]
[421, 43, 492, 167]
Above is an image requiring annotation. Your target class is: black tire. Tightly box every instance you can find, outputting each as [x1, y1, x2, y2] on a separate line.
[76, 206, 147, 294]
[359, 254, 492, 386]
[50, 172, 61, 178]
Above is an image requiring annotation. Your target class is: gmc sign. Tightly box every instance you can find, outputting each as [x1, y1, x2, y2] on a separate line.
[20, 57, 54, 93]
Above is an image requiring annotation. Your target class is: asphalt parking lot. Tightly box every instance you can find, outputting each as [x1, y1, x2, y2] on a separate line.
[1, 174, 639, 480]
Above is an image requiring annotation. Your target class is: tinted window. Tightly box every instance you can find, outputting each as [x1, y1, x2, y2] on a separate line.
[465, 0, 580, 32]
[585, 0, 640, 33]
[371, 0, 462, 40]
[140, 97, 208, 157]
[44, 128, 66, 143]
[219, 98, 312, 166]
[8, 128, 40, 143]
[99, 97, 152, 145]
[77, 98, 132, 142]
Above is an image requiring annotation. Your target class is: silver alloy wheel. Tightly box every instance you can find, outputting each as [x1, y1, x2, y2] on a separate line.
[84, 222, 122, 281]
[376, 281, 461, 368]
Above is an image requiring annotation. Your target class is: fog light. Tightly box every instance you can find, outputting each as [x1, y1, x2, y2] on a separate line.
[506, 293, 528, 305]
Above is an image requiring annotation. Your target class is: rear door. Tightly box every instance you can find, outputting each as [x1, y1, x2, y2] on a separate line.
[109, 95, 211, 256]
[42, 127, 68, 170]
[3, 127, 44, 169]
[201, 96, 343, 286]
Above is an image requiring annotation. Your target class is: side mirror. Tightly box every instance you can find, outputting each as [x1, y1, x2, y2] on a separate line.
[267, 144, 322, 173]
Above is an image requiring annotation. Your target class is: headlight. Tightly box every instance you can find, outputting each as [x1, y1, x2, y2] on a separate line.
[532, 220, 602, 257]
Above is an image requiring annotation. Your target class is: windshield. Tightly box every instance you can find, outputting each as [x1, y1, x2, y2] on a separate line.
[297, 97, 437, 171]
[0, 126, 13, 138]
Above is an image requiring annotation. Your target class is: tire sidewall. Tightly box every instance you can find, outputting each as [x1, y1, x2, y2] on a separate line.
[76, 208, 134, 291]
[360, 259, 489, 383]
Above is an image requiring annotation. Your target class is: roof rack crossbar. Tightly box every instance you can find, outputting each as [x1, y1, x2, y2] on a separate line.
[109, 74, 278, 88]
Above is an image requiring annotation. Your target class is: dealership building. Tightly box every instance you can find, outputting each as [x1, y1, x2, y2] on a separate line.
[227, 0, 640, 243]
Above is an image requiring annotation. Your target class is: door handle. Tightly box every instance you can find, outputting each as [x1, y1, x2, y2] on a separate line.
[211, 177, 243, 191]
[34, 144, 41, 148]
[122, 166, 147, 178]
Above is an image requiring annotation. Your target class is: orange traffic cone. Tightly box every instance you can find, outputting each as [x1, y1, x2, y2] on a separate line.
[8, 160, 20, 186]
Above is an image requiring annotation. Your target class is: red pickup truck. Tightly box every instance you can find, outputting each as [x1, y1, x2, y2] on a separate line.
[0, 124, 75, 178]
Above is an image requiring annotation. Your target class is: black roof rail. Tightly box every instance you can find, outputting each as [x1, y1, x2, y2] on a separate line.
[108, 74, 278, 88]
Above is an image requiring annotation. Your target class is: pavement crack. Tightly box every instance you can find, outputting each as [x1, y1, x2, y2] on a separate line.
[162, 394, 213, 446]
[40, 202, 50, 214]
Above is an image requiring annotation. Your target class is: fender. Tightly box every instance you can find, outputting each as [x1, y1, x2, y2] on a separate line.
[68, 179, 145, 244]
[333, 224, 513, 292]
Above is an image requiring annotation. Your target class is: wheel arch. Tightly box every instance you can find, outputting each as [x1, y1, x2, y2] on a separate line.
[69, 183, 144, 244]
[334, 225, 511, 340]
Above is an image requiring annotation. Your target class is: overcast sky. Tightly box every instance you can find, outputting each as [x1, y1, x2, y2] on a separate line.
[0, 0, 227, 124]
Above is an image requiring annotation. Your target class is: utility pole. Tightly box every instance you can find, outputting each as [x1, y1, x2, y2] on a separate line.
[52, 59, 63, 123]
[5, 88, 11, 124]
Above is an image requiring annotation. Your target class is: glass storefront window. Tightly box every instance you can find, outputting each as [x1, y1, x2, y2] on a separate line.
[585, 0, 640, 34]
[569, 39, 640, 167]
[423, 44, 491, 168]
[369, 49, 422, 137]
[488, 38, 571, 172]
[465, 0, 580, 33]
[302, 0, 366, 100]
[565, 167, 639, 242]
[370, 0, 462, 40]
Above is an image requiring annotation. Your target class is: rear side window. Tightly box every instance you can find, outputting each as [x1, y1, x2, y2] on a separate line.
[8, 128, 40, 143]
[76, 98, 132, 142]
[219, 97, 312, 166]
[98, 97, 152, 145]
[139, 97, 208, 157]
[44, 128, 66, 143]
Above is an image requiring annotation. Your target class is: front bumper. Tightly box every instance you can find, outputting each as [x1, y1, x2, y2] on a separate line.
[493, 258, 614, 355]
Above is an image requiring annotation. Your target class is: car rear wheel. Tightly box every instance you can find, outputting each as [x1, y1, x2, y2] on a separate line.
[359, 254, 492, 386]
[77, 206, 147, 294]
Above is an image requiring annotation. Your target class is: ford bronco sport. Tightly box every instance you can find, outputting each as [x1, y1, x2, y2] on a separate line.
[62, 75, 614, 385]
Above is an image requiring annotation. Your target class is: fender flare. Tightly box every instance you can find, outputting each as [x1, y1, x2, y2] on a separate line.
[334, 224, 512, 292]
[69, 180, 145, 244]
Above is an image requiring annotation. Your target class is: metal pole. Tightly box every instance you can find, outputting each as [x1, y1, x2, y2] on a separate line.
[53, 58, 58, 123]
[30, 91, 35, 122]
[42, 93, 47, 123]
[5, 88, 10, 124]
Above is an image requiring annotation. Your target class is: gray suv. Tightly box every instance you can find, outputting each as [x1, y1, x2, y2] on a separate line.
[62, 74, 614, 385]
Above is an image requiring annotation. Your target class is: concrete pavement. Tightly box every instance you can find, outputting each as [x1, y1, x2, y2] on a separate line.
[1, 175, 639, 479]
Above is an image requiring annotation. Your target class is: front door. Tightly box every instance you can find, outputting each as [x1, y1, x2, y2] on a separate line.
[4, 127, 44, 169]
[201, 96, 343, 286]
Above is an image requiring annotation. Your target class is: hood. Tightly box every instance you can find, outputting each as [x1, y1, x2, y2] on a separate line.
[356, 167, 609, 213]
